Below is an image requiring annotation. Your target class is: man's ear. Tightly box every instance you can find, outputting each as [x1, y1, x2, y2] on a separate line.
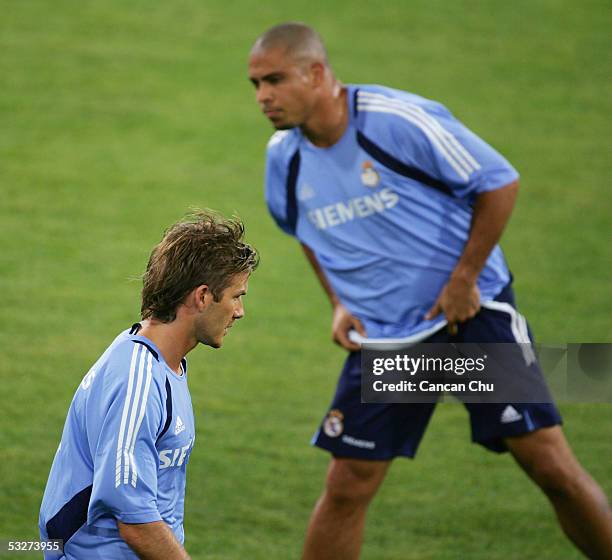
[193, 284, 213, 311]
[310, 62, 325, 87]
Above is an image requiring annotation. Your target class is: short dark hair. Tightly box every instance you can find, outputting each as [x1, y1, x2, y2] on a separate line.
[251, 22, 329, 66]
[141, 210, 259, 322]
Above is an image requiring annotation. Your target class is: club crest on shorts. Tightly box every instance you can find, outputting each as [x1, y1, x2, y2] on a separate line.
[361, 161, 380, 187]
[323, 409, 344, 438]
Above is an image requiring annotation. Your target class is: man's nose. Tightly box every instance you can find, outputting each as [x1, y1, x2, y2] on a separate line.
[234, 301, 245, 320]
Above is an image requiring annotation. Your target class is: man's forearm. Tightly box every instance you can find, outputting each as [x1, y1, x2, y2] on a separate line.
[301, 243, 339, 307]
[452, 181, 519, 283]
[118, 520, 190, 560]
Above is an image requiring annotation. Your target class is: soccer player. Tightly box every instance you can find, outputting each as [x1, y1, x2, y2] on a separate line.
[248, 23, 612, 559]
[39, 211, 259, 559]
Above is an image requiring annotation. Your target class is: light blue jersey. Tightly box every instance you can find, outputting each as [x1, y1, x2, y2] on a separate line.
[39, 325, 195, 559]
[265, 85, 518, 340]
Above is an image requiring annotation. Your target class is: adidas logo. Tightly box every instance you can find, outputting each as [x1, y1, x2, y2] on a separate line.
[174, 415, 185, 435]
[298, 183, 315, 201]
[500, 405, 523, 424]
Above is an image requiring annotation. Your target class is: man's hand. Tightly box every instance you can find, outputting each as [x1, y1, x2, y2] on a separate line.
[332, 303, 366, 351]
[425, 276, 481, 334]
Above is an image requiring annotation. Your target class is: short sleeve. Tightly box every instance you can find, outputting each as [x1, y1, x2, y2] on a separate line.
[265, 153, 293, 235]
[87, 345, 164, 525]
[392, 102, 519, 198]
[356, 88, 519, 199]
[265, 130, 300, 236]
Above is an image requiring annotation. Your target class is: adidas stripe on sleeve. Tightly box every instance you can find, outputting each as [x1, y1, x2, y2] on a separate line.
[87, 343, 164, 524]
[357, 88, 518, 198]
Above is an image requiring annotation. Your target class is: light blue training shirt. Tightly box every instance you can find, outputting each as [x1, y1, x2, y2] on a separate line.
[39, 326, 195, 559]
[265, 84, 519, 341]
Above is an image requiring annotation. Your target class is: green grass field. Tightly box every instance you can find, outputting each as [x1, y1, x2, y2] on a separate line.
[1, 1, 611, 558]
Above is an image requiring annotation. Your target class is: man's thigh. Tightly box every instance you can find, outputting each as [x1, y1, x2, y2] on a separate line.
[312, 352, 437, 460]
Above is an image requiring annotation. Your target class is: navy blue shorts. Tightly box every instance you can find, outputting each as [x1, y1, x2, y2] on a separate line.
[312, 284, 562, 458]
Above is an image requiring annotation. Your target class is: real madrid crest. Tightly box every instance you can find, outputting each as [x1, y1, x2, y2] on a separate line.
[323, 409, 344, 438]
[361, 160, 380, 187]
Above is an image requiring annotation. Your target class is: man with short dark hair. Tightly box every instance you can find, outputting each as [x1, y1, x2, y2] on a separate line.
[248, 22, 612, 559]
[39, 210, 258, 559]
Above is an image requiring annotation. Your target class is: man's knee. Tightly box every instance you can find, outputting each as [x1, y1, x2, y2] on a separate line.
[323, 458, 390, 508]
[529, 456, 586, 499]
[507, 428, 584, 500]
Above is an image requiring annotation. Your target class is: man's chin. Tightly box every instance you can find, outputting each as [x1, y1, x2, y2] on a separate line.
[273, 124, 294, 131]
[270, 120, 296, 131]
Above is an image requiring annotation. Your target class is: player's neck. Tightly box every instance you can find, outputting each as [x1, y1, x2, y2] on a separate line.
[138, 319, 190, 375]
[301, 84, 348, 148]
